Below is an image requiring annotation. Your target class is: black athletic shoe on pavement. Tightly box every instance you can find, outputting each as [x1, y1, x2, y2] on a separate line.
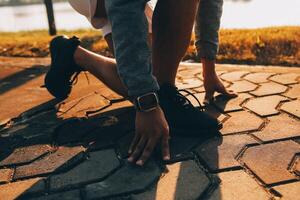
[158, 84, 222, 137]
[44, 35, 83, 100]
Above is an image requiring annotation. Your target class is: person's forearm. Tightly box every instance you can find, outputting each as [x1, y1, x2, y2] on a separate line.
[104, 0, 159, 97]
[195, 0, 223, 60]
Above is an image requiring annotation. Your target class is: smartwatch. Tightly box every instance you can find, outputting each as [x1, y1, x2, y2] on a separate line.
[134, 92, 159, 112]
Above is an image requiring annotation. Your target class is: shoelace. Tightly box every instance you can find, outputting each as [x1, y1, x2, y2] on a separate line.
[173, 88, 204, 111]
[70, 71, 90, 86]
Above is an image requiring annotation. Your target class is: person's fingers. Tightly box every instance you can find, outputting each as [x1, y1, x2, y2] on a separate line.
[161, 135, 170, 161]
[225, 89, 238, 97]
[218, 86, 238, 98]
[216, 84, 226, 93]
[226, 91, 238, 98]
[136, 138, 158, 166]
[204, 90, 215, 104]
[128, 134, 140, 154]
[128, 137, 147, 163]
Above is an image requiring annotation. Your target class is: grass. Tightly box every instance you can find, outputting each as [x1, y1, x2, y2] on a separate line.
[0, 26, 299, 66]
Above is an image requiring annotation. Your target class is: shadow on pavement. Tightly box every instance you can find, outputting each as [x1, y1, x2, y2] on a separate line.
[0, 65, 48, 95]
[0, 88, 231, 200]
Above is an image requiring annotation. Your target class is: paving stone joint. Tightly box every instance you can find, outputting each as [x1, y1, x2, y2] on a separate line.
[0, 58, 300, 200]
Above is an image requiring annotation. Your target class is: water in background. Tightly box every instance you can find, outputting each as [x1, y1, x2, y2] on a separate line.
[0, 0, 299, 32]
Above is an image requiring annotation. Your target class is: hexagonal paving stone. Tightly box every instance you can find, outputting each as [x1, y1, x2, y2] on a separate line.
[1, 111, 61, 140]
[208, 170, 271, 200]
[54, 114, 129, 146]
[292, 156, 300, 176]
[116, 132, 134, 159]
[132, 160, 211, 200]
[284, 84, 300, 99]
[214, 93, 252, 113]
[273, 182, 300, 200]
[58, 73, 108, 103]
[281, 100, 300, 118]
[14, 146, 85, 179]
[0, 56, 50, 69]
[220, 111, 264, 135]
[195, 134, 258, 172]
[244, 72, 276, 83]
[18, 98, 60, 121]
[250, 82, 287, 97]
[0, 136, 24, 158]
[32, 190, 81, 200]
[192, 81, 230, 94]
[192, 86, 206, 93]
[53, 118, 99, 145]
[253, 114, 300, 141]
[0, 178, 45, 200]
[57, 93, 111, 118]
[177, 66, 200, 79]
[49, 149, 120, 191]
[84, 160, 161, 199]
[227, 80, 257, 93]
[0, 72, 54, 124]
[60, 109, 135, 149]
[0, 65, 24, 80]
[244, 95, 288, 117]
[117, 133, 197, 162]
[0, 168, 13, 184]
[204, 105, 228, 122]
[0, 144, 53, 167]
[240, 140, 300, 185]
[167, 136, 201, 161]
[81, 98, 132, 117]
[86, 114, 135, 152]
[176, 78, 203, 89]
[100, 88, 125, 102]
[0, 118, 10, 127]
[216, 70, 228, 76]
[220, 71, 249, 82]
[270, 73, 299, 85]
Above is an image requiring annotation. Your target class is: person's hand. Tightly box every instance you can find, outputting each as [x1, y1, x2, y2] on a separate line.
[202, 58, 237, 104]
[203, 73, 237, 103]
[128, 106, 170, 166]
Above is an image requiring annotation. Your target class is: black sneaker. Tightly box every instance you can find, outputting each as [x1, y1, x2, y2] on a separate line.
[44, 35, 83, 100]
[158, 84, 222, 137]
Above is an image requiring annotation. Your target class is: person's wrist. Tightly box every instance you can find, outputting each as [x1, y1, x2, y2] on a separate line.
[136, 105, 159, 115]
[203, 71, 218, 80]
[132, 92, 159, 112]
[201, 58, 217, 79]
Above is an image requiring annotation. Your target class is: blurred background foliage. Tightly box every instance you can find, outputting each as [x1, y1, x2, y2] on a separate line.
[0, 26, 299, 66]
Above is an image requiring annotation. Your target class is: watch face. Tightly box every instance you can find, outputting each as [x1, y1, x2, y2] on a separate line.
[138, 93, 158, 111]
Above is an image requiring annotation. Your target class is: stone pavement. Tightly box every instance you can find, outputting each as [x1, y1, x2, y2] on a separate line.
[0, 56, 299, 200]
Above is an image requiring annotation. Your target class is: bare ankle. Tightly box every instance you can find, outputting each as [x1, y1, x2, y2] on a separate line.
[73, 46, 86, 67]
